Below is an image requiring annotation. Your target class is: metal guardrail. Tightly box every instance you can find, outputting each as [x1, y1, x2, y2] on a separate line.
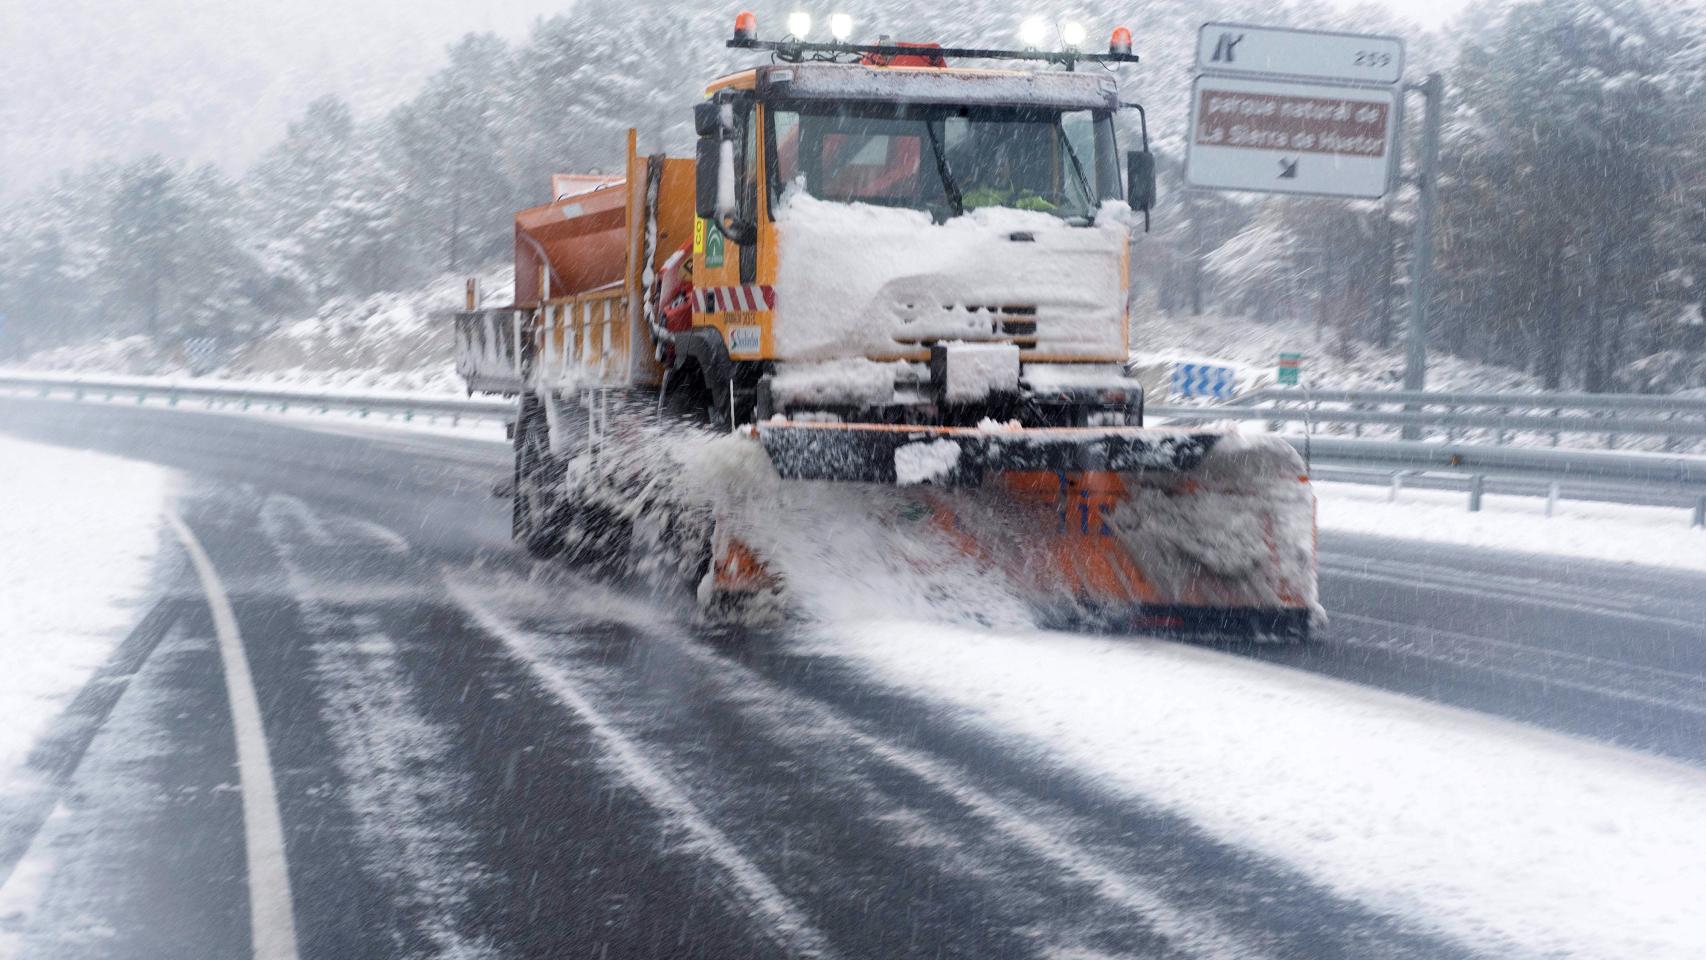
[1152, 386, 1706, 462]
[1280, 435, 1706, 527]
[5, 372, 1702, 526]
[1227, 386, 1706, 414]
[0, 372, 514, 422]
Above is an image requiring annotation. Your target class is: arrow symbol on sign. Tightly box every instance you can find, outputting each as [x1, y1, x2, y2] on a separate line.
[1278, 158, 1299, 179]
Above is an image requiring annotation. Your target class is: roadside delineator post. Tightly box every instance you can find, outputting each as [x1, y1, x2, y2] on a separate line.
[1468, 474, 1484, 512]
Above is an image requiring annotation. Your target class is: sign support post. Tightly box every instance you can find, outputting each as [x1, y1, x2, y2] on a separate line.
[1402, 71, 1443, 436]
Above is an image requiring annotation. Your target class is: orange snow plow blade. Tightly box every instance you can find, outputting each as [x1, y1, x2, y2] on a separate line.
[746, 420, 1319, 638]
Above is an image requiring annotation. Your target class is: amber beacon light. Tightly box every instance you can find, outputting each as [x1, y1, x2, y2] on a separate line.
[1109, 26, 1132, 56]
[733, 11, 758, 41]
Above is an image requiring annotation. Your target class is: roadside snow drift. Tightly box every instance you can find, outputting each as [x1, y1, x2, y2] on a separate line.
[0, 436, 170, 781]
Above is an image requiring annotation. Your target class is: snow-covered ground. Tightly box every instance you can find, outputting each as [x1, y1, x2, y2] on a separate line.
[0, 436, 171, 783]
[806, 617, 1706, 960]
[18, 266, 512, 395]
[1128, 301, 1542, 396]
[1318, 478, 1706, 573]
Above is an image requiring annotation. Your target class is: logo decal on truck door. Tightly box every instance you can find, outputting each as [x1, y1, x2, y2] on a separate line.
[705, 223, 726, 268]
[728, 326, 761, 354]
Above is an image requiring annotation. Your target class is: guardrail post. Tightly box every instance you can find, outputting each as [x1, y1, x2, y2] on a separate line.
[1546, 482, 1560, 518]
[1468, 474, 1484, 512]
[1389, 472, 1403, 503]
[73, 387, 84, 401]
[1551, 408, 1561, 447]
[1495, 408, 1507, 446]
[1694, 496, 1705, 529]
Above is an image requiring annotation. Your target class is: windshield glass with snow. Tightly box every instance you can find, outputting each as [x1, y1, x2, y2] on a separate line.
[767, 104, 1119, 221]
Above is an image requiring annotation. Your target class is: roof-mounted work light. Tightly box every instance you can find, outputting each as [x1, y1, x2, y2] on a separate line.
[829, 13, 854, 41]
[1018, 17, 1048, 48]
[1061, 21, 1087, 49]
[787, 11, 813, 39]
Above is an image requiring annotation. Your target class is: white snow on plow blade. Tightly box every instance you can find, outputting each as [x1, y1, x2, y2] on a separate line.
[893, 439, 962, 486]
[815, 622, 1706, 960]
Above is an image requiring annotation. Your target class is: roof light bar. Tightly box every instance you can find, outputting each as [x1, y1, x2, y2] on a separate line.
[727, 34, 1139, 67]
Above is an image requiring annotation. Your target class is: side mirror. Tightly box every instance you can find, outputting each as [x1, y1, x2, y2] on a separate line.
[1127, 150, 1156, 212]
[695, 137, 757, 245]
[693, 101, 723, 138]
[695, 138, 720, 220]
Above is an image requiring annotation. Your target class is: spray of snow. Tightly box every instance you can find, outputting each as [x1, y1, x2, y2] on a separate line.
[1106, 433, 1320, 620]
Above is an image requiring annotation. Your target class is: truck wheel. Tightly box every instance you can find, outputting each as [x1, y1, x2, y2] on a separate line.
[513, 401, 565, 559]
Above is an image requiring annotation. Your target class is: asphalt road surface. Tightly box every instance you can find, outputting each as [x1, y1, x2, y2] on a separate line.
[1, 394, 1703, 960]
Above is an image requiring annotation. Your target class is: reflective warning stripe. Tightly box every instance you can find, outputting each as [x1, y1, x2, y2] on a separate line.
[696, 285, 775, 313]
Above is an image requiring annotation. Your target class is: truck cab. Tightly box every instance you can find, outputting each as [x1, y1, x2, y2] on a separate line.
[681, 59, 1152, 429]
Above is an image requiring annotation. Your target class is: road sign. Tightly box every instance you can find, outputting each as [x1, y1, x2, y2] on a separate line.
[1197, 23, 1404, 86]
[1277, 352, 1302, 385]
[1172, 362, 1238, 399]
[1185, 74, 1398, 199]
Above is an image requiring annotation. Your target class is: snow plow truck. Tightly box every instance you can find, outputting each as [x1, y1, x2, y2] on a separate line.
[452, 15, 1319, 637]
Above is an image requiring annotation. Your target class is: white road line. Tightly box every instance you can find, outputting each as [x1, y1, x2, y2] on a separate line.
[1332, 612, 1706, 717]
[450, 586, 838, 960]
[1322, 563, 1706, 632]
[168, 512, 300, 960]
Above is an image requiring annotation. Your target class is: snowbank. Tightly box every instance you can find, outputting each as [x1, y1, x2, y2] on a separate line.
[773, 194, 1128, 361]
[1316, 479, 1706, 573]
[1128, 304, 1541, 397]
[0, 436, 170, 786]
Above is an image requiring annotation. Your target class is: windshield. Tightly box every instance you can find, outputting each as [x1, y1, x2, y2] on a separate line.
[768, 104, 1119, 221]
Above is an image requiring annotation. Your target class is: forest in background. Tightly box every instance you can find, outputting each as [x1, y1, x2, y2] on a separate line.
[1, 0, 1702, 391]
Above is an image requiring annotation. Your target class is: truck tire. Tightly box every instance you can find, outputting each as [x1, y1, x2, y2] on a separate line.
[513, 399, 565, 559]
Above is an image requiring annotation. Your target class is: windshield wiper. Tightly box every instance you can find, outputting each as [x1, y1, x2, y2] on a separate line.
[923, 121, 964, 218]
[1057, 123, 1097, 223]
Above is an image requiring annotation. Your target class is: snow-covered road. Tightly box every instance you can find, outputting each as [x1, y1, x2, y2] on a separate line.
[2, 394, 1705, 960]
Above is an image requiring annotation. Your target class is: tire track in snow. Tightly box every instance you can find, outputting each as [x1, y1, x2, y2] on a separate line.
[1330, 612, 1706, 718]
[259, 497, 496, 959]
[448, 574, 1260, 960]
[447, 584, 840, 960]
[1321, 557, 1706, 634]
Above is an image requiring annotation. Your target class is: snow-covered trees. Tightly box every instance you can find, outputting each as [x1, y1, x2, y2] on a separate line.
[0, 0, 1703, 393]
[1437, 0, 1697, 389]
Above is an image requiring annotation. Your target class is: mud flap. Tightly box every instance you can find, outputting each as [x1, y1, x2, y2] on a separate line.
[698, 520, 785, 623]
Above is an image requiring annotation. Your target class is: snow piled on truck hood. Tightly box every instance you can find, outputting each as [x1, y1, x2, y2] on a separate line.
[772, 193, 1128, 361]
